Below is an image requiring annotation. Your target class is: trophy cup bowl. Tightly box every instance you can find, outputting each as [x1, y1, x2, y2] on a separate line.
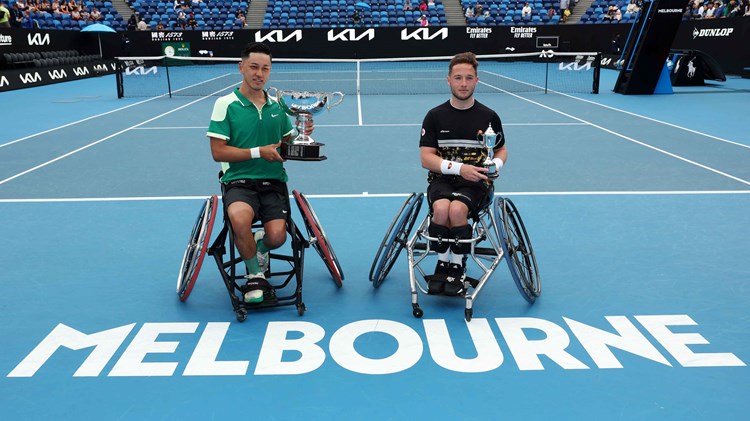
[478, 124, 499, 179]
[267, 87, 344, 161]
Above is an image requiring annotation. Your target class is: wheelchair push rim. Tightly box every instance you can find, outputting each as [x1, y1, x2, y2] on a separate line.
[176, 195, 218, 302]
[369, 192, 423, 288]
[494, 197, 541, 303]
[293, 190, 344, 287]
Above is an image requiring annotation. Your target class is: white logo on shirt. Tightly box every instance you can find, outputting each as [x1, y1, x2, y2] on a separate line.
[440, 130, 450, 133]
[271, 113, 280, 117]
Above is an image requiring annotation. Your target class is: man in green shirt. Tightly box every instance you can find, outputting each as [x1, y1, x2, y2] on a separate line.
[207, 42, 313, 304]
[0, 2, 11, 28]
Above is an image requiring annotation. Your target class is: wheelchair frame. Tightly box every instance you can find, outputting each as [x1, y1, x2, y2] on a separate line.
[177, 183, 344, 322]
[370, 193, 541, 321]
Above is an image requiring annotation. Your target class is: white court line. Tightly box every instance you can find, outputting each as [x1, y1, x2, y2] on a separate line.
[0, 82, 238, 186]
[554, 91, 750, 150]
[2, 190, 750, 203]
[0, 96, 165, 149]
[480, 76, 750, 187]
[132, 122, 588, 130]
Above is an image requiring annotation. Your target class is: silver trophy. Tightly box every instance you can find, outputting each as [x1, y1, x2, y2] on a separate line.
[478, 124, 499, 179]
[267, 87, 344, 161]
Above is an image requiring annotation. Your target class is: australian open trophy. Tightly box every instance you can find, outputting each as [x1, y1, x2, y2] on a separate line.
[267, 87, 345, 161]
[478, 124, 499, 179]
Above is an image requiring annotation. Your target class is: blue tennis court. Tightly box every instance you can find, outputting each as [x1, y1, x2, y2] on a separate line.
[1, 69, 748, 419]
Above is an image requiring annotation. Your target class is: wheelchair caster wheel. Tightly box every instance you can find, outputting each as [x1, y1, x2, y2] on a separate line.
[297, 302, 306, 316]
[236, 308, 247, 323]
[413, 307, 423, 318]
[465, 309, 473, 322]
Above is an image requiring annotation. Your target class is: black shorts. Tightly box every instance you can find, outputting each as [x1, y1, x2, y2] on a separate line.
[223, 179, 290, 223]
[427, 175, 492, 213]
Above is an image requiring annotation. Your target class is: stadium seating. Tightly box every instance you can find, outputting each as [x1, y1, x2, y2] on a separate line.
[263, 0, 447, 28]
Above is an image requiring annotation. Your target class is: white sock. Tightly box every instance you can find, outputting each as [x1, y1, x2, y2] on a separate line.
[450, 253, 464, 265]
[438, 251, 450, 262]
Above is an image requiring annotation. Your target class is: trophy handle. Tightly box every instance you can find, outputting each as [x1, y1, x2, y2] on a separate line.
[327, 92, 345, 109]
[266, 86, 279, 100]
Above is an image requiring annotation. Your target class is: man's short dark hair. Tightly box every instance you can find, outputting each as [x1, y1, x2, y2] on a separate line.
[449, 52, 478, 75]
[241, 42, 272, 60]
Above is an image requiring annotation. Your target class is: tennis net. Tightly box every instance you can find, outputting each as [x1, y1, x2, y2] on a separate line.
[116, 52, 601, 98]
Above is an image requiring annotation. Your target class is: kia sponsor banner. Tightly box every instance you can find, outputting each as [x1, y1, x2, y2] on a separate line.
[0, 60, 116, 92]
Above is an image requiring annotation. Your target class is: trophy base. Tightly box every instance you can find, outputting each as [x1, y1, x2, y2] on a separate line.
[281, 142, 327, 161]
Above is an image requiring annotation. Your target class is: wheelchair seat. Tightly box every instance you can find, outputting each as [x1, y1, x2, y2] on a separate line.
[176, 173, 344, 322]
[370, 192, 540, 321]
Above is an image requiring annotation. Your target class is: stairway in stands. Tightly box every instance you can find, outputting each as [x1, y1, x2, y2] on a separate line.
[443, 0, 466, 26]
[247, 0, 268, 28]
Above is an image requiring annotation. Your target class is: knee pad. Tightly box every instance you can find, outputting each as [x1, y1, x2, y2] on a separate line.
[450, 224, 473, 255]
[428, 222, 451, 253]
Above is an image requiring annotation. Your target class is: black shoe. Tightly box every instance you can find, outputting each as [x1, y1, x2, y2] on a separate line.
[428, 260, 450, 294]
[443, 263, 466, 296]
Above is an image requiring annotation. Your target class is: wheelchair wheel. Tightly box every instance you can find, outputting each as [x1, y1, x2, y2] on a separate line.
[176, 195, 218, 302]
[293, 190, 344, 287]
[495, 197, 541, 303]
[369, 192, 424, 288]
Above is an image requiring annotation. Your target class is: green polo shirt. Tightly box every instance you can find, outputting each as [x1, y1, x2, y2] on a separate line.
[207, 88, 294, 183]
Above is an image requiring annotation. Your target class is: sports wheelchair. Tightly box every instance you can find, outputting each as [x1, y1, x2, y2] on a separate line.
[370, 192, 540, 321]
[176, 179, 344, 322]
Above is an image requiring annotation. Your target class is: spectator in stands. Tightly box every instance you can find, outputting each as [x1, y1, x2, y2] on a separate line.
[403, 0, 413, 11]
[418, 13, 429, 25]
[714, 1, 726, 17]
[725, 0, 740, 16]
[176, 9, 187, 28]
[191, 0, 203, 7]
[137, 16, 149, 30]
[521, 2, 532, 17]
[547, 6, 556, 17]
[559, 0, 569, 17]
[613, 5, 622, 20]
[22, 10, 38, 28]
[90, 7, 101, 21]
[626, 0, 639, 13]
[0, 1, 10, 28]
[351, 9, 362, 25]
[744, 0, 750, 15]
[156, 21, 165, 30]
[127, 13, 137, 30]
[428, 0, 435, 5]
[70, 6, 80, 20]
[473, 2, 483, 15]
[236, 9, 245, 25]
[465, 5, 474, 17]
[703, 1, 716, 18]
[173, 0, 180, 10]
[419, 0, 428, 12]
[187, 13, 196, 29]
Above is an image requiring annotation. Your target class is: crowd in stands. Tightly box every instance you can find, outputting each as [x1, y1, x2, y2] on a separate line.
[685, 0, 750, 18]
[3, 0, 123, 29]
[2, 0, 749, 31]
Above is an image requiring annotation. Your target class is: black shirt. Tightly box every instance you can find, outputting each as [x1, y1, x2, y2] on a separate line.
[420, 99, 504, 181]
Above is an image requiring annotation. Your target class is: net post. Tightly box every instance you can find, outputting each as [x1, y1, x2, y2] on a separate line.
[544, 58, 549, 94]
[115, 58, 124, 99]
[593, 53, 601, 94]
[165, 57, 172, 98]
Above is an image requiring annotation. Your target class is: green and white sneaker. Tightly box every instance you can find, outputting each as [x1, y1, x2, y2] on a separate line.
[243, 273, 266, 303]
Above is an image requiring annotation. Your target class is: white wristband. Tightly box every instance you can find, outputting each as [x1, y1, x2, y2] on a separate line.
[492, 158, 504, 169]
[440, 160, 463, 175]
[250, 147, 260, 159]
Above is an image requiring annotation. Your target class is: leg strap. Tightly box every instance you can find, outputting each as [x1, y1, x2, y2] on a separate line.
[450, 224, 473, 255]
[428, 222, 451, 253]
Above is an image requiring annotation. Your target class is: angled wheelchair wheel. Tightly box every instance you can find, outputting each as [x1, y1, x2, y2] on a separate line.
[495, 197, 541, 303]
[369, 192, 424, 288]
[176, 195, 218, 302]
[293, 190, 344, 287]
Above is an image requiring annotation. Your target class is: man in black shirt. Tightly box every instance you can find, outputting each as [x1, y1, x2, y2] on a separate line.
[419, 52, 508, 296]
